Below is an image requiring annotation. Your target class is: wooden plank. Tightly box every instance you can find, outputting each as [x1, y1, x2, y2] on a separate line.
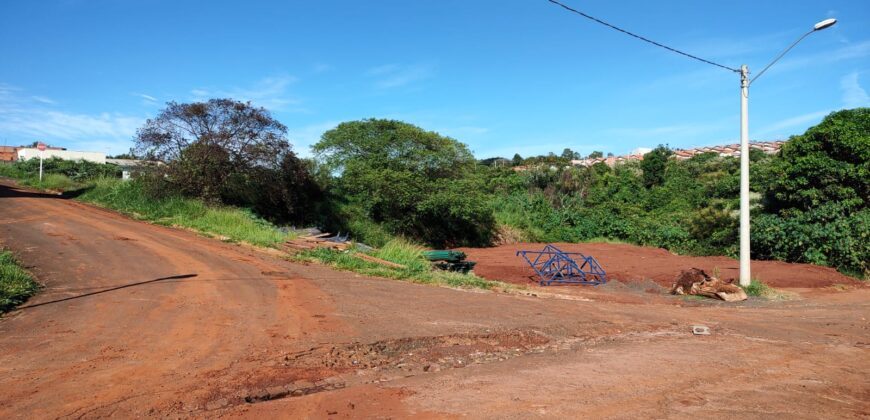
[356, 253, 407, 269]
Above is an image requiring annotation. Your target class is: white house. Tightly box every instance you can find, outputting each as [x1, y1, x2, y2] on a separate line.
[16, 148, 106, 164]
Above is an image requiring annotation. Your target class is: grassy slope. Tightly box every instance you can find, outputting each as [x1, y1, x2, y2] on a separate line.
[0, 250, 39, 313]
[295, 239, 510, 290]
[77, 178, 291, 247]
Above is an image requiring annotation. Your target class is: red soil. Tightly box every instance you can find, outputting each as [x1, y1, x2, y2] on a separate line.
[459, 242, 861, 288]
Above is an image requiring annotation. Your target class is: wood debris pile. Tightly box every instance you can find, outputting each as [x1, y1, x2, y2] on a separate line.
[671, 268, 748, 302]
[282, 233, 351, 252]
[281, 233, 407, 269]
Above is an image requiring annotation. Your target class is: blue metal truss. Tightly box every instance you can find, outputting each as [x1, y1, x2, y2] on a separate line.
[516, 244, 607, 286]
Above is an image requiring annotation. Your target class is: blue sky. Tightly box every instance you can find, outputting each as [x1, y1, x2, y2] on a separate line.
[1, 0, 868, 158]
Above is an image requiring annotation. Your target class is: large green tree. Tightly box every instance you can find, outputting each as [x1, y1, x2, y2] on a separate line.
[313, 119, 494, 246]
[763, 108, 869, 212]
[753, 108, 870, 276]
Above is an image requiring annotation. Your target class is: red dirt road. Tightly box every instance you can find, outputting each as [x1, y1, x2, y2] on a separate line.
[1, 181, 869, 418]
[461, 242, 860, 288]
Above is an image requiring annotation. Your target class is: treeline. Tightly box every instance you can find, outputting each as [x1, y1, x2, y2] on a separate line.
[5, 100, 866, 277]
[483, 109, 868, 277]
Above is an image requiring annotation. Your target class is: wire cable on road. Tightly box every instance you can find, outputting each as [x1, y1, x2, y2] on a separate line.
[547, 0, 740, 73]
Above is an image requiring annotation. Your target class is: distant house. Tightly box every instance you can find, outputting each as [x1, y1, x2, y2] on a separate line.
[571, 140, 787, 168]
[671, 140, 786, 160]
[0, 146, 20, 162]
[16, 148, 106, 164]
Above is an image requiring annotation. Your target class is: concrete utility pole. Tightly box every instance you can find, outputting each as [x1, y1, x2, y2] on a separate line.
[736, 18, 837, 287]
[739, 64, 750, 286]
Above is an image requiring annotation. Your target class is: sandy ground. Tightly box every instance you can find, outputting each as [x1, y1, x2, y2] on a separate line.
[0, 180, 868, 419]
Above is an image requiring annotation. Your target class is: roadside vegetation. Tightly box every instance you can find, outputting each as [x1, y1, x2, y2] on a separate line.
[2, 101, 866, 282]
[78, 178, 290, 247]
[742, 279, 790, 300]
[0, 250, 39, 313]
[294, 239, 506, 290]
[481, 109, 868, 279]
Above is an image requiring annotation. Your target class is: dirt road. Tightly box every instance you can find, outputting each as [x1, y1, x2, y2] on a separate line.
[1, 181, 868, 418]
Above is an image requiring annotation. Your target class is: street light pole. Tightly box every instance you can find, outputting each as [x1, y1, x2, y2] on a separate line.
[737, 18, 837, 287]
[739, 65, 751, 286]
[546, 1, 837, 288]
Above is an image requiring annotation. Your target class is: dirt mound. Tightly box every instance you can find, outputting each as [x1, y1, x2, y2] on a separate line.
[459, 242, 861, 289]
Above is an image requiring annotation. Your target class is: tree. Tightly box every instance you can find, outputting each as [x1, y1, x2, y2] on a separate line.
[752, 108, 870, 276]
[641, 145, 672, 188]
[763, 108, 869, 213]
[511, 153, 523, 166]
[134, 99, 291, 202]
[561, 148, 578, 161]
[588, 150, 604, 159]
[313, 119, 494, 246]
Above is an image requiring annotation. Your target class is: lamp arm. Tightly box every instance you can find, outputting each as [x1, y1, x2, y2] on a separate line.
[749, 30, 814, 86]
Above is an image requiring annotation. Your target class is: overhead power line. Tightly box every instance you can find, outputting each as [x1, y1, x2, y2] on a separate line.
[547, 0, 740, 73]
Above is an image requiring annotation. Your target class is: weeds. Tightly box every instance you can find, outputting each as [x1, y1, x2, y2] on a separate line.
[0, 250, 39, 313]
[742, 278, 789, 300]
[295, 239, 507, 290]
[18, 174, 82, 191]
[77, 178, 293, 247]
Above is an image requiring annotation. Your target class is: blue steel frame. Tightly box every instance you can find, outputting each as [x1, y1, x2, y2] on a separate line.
[516, 244, 607, 286]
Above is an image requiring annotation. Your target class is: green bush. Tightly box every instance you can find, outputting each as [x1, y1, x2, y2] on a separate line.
[753, 203, 869, 277]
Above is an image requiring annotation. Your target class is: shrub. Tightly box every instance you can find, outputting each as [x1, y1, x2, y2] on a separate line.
[752, 203, 869, 277]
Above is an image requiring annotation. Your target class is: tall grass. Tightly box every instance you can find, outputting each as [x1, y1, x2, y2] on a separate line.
[0, 165, 82, 191]
[296, 238, 503, 290]
[77, 178, 291, 247]
[742, 278, 790, 300]
[0, 250, 39, 313]
[17, 174, 81, 191]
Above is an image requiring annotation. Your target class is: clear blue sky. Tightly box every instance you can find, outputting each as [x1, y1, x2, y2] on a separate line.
[1, 0, 868, 158]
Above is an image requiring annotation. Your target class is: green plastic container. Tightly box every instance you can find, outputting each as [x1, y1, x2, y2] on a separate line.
[422, 250, 467, 263]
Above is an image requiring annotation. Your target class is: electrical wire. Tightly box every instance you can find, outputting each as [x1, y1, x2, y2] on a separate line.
[547, 0, 740, 73]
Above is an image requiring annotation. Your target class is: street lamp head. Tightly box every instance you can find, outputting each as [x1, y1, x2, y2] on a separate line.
[814, 18, 837, 31]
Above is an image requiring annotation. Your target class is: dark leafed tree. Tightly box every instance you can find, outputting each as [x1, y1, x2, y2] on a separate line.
[511, 153, 523, 166]
[134, 99, 291, 201]
[641, 144, 673, 188]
